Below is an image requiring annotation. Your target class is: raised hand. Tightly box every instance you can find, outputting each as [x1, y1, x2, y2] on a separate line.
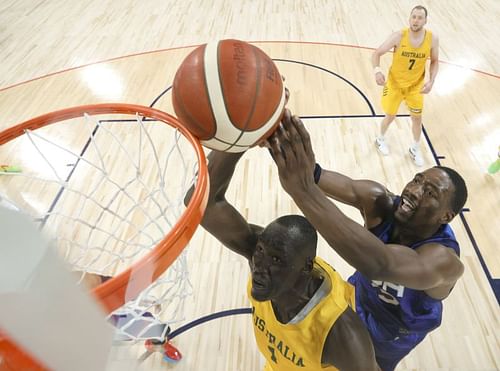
[268, 109, 316, 196]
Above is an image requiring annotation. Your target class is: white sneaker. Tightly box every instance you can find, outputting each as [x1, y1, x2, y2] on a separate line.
[375, 137, 390, 156]
[409, 146, 424, 166]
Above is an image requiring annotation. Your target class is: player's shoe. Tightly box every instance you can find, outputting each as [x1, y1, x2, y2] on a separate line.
[409, 146, 424, 167]
[144, 338, 182, 363]
[162, 340, 182, 363]
[375, 137, 390, 156]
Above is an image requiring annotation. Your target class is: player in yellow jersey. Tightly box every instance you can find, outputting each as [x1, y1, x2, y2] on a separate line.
[185, 128, 379, 370]
[373, 5, 439, 167]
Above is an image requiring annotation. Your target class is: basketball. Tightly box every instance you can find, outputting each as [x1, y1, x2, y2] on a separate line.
[172, 39, 286, 152]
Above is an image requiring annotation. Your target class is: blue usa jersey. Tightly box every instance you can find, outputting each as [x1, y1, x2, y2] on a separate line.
[348, 196, 460, 370]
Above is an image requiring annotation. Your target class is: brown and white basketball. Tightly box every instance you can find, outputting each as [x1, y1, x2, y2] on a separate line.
[172, 39, 286, 152]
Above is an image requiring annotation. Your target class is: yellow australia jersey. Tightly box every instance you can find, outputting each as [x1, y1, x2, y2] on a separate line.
[389, 28, 433, 88]
[247, 257, 355, 371]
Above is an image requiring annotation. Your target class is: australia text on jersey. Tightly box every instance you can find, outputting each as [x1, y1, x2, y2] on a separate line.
[252, 307, 306, 368]
[400, 51, 426, 58]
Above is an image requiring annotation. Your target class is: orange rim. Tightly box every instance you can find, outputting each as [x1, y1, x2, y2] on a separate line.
[0, 103, 209, 370]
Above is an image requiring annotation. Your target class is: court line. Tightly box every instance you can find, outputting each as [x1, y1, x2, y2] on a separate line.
[1, 41, 499, 93]
[272, 59, 376, 115]
[150, 86, 172, 107]
[38, 123, 101, 229]
[168, 308, 253, 340]
[459, 211, 500, 305]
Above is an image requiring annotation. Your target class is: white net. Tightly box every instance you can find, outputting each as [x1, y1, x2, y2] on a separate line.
[0, 110, 202, 342]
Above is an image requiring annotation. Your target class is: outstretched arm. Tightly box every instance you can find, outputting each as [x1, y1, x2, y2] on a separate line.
[184, 151, 258, 261]
[316, 168, 393, 228]
[269, 111, 463, 291]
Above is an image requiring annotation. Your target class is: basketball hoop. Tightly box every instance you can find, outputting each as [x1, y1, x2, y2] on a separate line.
[0, 104, 209, 370]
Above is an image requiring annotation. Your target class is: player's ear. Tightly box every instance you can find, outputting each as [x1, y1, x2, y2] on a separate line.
[440, 210, 455, 224]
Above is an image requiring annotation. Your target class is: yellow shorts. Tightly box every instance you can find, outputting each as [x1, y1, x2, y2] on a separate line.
[381, 79, 424, 116]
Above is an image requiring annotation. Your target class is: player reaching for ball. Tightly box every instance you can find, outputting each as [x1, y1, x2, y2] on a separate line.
[184, 132, 379, 370]
[178, 40, 380, 370]
[270, 110, 467, 371]
[185, 151, 377, 371]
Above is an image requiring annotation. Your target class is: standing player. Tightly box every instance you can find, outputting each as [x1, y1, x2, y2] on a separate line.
[185, 150, 379, 371]
[270, 110, 467, 371]
[373, 5, 439, 166]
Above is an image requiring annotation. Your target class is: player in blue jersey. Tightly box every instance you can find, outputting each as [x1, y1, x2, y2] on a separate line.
[268, 110, 468, 371]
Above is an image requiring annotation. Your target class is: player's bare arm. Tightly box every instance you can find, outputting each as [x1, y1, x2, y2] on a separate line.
[421, 33, 440, 94]
[317, 170, 394, 228]
[322, 307, 380, 371]
[185, 151, 258, 260]
[269, 111, 464, 296]
[372, 31, 402, 85]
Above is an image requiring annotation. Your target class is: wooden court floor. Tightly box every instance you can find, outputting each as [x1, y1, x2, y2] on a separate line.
[1, 1, 499, 370]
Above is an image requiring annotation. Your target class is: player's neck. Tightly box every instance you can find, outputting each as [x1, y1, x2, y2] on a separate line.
[271, 274, 322, 324]
[409, 27, 426, 37]
[392, 221, 441, 245]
